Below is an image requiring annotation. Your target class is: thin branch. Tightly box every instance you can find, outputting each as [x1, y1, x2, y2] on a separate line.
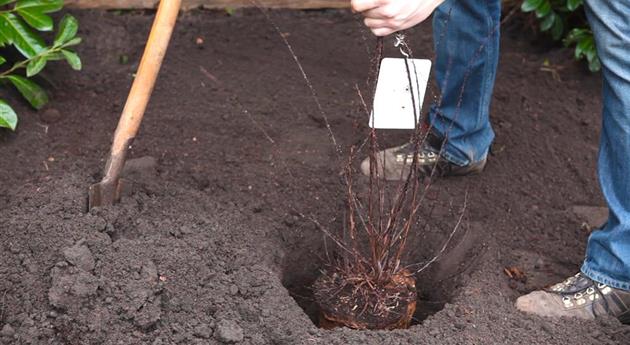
[412, 191, 468, 274]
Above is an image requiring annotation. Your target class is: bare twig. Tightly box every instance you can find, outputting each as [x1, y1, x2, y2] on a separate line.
[199, 66, 276, 144]
[411, 191, 468, 273]
[251, 0, 342, 158]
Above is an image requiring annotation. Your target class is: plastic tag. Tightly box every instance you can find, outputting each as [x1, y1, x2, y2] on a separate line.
[369, 58, 432, 129]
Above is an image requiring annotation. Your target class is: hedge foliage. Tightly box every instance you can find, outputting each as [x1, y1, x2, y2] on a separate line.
[520, 0, 600, 72]
[0, 0, 82, 131]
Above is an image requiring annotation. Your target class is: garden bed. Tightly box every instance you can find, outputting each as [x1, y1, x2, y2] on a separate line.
[1, 8, 628, 344]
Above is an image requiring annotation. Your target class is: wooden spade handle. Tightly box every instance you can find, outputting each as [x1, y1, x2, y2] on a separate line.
[107, 0, 181, 171]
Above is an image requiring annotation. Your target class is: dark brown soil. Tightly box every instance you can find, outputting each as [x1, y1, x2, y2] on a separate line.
[1, 8, 629, 345]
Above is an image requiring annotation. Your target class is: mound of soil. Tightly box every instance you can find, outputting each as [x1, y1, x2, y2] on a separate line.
[1, 8, 629, 345]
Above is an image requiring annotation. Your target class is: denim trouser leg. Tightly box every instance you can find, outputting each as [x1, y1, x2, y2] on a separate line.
[580, 1, 630, 291]
[428, 0, 502, 166]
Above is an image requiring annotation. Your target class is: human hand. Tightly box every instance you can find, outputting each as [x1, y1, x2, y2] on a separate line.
[351, 0, 445, 36]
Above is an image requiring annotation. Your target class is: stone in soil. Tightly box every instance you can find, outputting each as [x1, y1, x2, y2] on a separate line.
[215, 319, 244, 343]
[63, 242, 95, 272]
[48, 267, 99, 309]
[39, 108, 63, 124]
[193, 324, 213, 339]
[133, 301, 162, 331]
[0, 324, 15, 338]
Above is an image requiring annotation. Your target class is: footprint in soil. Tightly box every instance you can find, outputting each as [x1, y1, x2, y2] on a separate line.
[505, 248, 578, 294]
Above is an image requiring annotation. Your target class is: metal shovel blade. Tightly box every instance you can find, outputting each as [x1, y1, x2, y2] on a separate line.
[88, 178, 120, 210]
[88, 148, 127, 210]
[88, 177, 132, 210]
[87, 0, 181, 211]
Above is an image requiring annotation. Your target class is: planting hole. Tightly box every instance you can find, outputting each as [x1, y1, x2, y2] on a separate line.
[281, 217, 483, 328]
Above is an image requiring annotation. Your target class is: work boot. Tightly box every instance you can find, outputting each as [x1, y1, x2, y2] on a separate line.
[359, 132, 486, 181]
[516, 273, 630, 324]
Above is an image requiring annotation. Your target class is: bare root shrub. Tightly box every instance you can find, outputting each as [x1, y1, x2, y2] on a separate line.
[313, 37, 432, 330]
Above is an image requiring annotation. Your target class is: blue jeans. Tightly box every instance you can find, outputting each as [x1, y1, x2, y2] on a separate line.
[430, 0, 630, 290]
[580, 0, 630, 291]
[428, 0, 501, 166]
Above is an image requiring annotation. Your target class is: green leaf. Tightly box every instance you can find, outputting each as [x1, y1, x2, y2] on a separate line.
[0, 55, 5, 65]
[535, 1, 551, 18]
[0, 0, 16, 6]
[62, 37, 81, 47]
[14, 0, 63, 13]
[550, 17, 564, 40]
[0, 24, 9, 47]
[575, 38, 592, 59]
[584, 39, 596, 61]
[575, 39, 586, 58]
[567, 0, 583, 11]
[564, 28, 589, 46]
[588, 56, 601, 72]
[0, 13, 45, 58]
[0, 100, 17, 130]
[26, 55, 46, 76]
[6, 74, 48, 109]
[540, 12, 556, 31]
[61, 49, 81, 70]
[17, 9, 53, 31]
[45, 51, 63, 60]
[521, 0, 544, 12]
[54, 14, 78, 46]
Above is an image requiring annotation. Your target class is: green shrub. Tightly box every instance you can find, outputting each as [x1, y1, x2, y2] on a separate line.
[520, 0, 600, 72]
[0, 0, 82, 131]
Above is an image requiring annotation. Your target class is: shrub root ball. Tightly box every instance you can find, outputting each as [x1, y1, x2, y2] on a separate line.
[314, 269, 417, 330]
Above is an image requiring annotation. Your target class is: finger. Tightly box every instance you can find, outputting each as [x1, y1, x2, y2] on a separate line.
[371, 26, 395, 37]
[362, 6, 395, 20]
[351, 0, 382, 13]
[364, 17, 390, 29]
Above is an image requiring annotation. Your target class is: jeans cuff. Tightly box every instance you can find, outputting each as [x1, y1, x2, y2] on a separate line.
[441, 149, 469, 167]
[441, 147, 488, 167]
[581, 263, 630, 291]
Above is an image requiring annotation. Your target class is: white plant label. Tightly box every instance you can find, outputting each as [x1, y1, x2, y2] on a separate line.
[370, 58, 432, 129]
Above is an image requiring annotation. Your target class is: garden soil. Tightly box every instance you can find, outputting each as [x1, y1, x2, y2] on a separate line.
[1, 8, 629, 345]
